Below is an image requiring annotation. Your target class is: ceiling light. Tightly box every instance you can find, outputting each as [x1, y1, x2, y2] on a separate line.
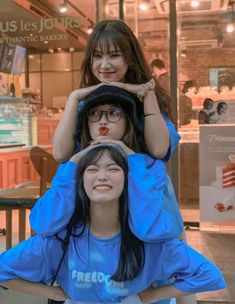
[69, 47, 75, 52]
[87, 27, 93, 34]
[44, 41, 48, 44]
[59, 2, 68, 13]
[139, 1, 149, 11]
[191, 0, 200, 8]
[57, 48, 62, 51]
[226, 23, 234, 33]
[48, 49, 54, 54]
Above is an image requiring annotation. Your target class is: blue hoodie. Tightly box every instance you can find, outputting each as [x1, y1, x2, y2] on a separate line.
[30, 154, 183, 240]
[0, 227, 226, 303]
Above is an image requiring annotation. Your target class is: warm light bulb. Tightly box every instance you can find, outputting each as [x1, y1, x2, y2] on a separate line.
[226, 23, 234, 33]
[87, 27, 93, 34]
[59, 3, 67, 13]
[139, 2, 148, 11]
[191, 0, 200, 8]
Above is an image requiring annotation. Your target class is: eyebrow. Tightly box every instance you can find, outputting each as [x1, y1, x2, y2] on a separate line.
[88, 162, 119, 167]
[94, 49, 121, 54]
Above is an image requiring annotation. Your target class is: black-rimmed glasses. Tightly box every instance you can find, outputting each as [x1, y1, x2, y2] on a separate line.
[87, 107, 123, 122]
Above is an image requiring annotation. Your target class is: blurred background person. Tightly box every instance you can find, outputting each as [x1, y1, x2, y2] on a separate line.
[151, 58, 170, 95]
[198, 98, 214, 124]
[208, 101, 228, 124]
[179, 80, 195, 126]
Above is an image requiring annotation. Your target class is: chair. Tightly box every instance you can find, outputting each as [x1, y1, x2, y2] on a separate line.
[30, 146, 59, 195]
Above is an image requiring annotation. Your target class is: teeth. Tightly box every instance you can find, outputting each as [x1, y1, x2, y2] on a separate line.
[95, 186, 111, 190]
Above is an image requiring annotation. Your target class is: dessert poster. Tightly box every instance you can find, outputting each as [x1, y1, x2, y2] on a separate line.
[199, 125, 235, 222]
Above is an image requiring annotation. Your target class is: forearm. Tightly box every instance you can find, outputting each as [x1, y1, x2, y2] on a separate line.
[139, 285, 191, 304]
[143, 90, 169, 158]
[53, 93, 79, 162]
[1, 279, 68, 300]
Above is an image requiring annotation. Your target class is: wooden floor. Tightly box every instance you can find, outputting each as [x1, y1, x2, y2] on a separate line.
[0, 210, 235, 304]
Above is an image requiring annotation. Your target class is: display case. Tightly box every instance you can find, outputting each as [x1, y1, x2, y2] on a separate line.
[0, 96, 30, 146]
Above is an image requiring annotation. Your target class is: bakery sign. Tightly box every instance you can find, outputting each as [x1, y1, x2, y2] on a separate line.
[199, 125, 235, 226]
[0, 17, 81, 43]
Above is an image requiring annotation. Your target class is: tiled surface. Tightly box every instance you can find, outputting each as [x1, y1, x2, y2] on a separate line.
[0, 210, 235, 303]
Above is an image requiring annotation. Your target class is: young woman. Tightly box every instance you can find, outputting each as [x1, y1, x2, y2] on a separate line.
[30, 85, 183, 243]
[0, 145, 226, 304]
[52, 19, 179, 163]
[29, 85, 184, 304]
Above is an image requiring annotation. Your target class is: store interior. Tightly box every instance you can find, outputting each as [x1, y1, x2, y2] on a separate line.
[0, 1, 235, 230]
[0, 1, 235, 303]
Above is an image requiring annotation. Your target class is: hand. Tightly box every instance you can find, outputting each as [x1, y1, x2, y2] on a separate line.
[68, 83, 105, 101]
[107, 80, 155, 102]
[50, 286, 69, 301]
[70, 144, 98, 163]
[91, 137, 135, 156]
[138, 285, 158, 304]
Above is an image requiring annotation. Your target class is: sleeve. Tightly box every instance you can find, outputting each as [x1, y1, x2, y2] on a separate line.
[127, 154, 183, 241]
[161, 113, 181, 162]
[29, 161, 78, 236]
[0, 234, 61, 284]
[160, 239, 227, 293]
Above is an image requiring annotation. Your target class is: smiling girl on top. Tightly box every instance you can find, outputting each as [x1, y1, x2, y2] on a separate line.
[52, 19, 179, 163]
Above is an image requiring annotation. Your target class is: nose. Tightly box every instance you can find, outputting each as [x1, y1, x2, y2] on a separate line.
[100, 57, 111, 70]
[99, 112, 108, 124]
[97, 170, 108, 181]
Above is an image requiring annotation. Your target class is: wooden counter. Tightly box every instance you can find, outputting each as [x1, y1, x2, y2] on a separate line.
[0, 146, 52, 189]
[31, 116, 59, 145]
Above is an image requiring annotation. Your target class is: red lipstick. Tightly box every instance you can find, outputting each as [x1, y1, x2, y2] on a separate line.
[99, 127, 109, 135]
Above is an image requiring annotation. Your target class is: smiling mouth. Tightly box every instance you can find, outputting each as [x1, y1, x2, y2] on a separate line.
[99, 127, 109, 135]
[100, 72, 115, 76]
[94, 185, 112, 192]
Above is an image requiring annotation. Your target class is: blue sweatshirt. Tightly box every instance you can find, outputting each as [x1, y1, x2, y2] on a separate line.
[0, 227, 226, 303]
[30, 154, 183, 240]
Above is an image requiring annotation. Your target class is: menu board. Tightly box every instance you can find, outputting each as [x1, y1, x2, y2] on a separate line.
[0, 43, 25, 75]
[199, 125, 235, 224]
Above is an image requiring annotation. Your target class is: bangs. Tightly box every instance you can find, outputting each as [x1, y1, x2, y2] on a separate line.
[93, 33, 120, 54]
[80, 146, 128, 176]
[91, 28, 130, 61]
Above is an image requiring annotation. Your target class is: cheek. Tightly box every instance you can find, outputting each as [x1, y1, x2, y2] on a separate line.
[91, 61, 98, 74]
[118, 120, 127, 137]
[88, 122, 98, 139]
[83, 175, 93, 198]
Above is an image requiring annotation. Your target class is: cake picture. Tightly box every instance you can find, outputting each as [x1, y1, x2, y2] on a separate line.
[216, 155, 235, 188]
[214, 193, 235, 212]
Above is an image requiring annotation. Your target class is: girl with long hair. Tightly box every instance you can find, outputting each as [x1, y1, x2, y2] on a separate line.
[0, 145, 226, 303]
[52, 19, 179, 163]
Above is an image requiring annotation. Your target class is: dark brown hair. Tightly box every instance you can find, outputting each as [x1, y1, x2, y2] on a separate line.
[79, 19, 174, 122]
[79, 103, 143, 152]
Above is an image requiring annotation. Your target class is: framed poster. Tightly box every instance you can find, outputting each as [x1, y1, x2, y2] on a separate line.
[199, 125, 235, 228]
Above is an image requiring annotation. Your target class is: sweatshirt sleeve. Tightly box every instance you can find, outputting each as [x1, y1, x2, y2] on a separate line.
[160, 239, 227, 293]
[29, 161, 78, 236]
[161, 114, 180, 162]
[127, 154, 183, 241]
[0, 235, 60, 284]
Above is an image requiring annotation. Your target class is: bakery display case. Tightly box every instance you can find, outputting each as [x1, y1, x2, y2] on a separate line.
[0, 96, 30, 147]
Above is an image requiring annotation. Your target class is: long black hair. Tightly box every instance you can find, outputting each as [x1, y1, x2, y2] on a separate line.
[80, 19, 175, 123]
[70, 145, 145, 281]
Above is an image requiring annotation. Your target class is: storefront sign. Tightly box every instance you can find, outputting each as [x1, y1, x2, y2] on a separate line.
[0, 17, 81, 44]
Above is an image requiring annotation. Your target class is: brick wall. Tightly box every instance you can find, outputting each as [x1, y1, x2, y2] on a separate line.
[179, 48, 235, 86]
